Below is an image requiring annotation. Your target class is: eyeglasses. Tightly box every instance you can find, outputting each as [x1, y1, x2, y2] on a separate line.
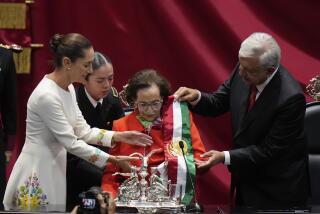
[136, 100, 163, 111]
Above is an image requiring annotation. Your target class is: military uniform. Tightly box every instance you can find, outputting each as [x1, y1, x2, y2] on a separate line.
[66, 85, 124, 206]
[0, 47, 17, 203]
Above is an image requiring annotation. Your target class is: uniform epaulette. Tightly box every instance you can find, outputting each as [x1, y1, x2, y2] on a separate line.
[0, 43, 23, 53]
[111, 87, 119, 97]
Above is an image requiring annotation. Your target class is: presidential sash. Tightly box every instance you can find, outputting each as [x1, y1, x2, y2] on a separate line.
[162, 96, 196, 205]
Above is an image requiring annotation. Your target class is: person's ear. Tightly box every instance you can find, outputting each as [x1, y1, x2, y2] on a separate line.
[62, 57, 72, 70]
[133, 102, 138, 110]
[267, 66, 276, 75]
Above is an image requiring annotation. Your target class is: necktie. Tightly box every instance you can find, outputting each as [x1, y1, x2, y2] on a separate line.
[95, 102, 102, 113]
[248, 86, 257, 112]
[95, 102, 103, 127]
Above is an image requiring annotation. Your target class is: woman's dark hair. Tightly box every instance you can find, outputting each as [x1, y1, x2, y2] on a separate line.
[49, 33, 92, 68]
[85, 52, 112, 80]
[92, 52, 112, 70]
[126, 69, 171, 106]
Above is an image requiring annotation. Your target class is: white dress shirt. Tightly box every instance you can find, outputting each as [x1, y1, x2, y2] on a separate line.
[84, 87, 103, 107]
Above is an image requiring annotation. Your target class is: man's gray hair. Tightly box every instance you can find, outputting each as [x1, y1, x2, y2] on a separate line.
[239, 32, 281, 70]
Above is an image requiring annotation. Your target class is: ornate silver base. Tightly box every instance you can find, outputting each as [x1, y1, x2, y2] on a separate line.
[115, 151, 186, 213]
[116, 200, 185, 213]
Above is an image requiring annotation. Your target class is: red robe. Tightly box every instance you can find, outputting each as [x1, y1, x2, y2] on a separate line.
[101, 110, 206, 197]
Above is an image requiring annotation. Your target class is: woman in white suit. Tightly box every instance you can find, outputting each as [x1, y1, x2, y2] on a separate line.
[3, 33, 152, 210]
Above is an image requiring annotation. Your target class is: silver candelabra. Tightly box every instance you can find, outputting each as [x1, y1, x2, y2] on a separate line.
[114, 149, 184, 213]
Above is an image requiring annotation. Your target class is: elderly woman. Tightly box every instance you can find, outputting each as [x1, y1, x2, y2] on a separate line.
[101, 69, 207, 206]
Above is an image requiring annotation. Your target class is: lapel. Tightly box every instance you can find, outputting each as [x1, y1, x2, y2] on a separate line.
[233, 81, 251, 135]
[79, 85, 112, 118]
[78, 86, 112, 128]
[101, 92, 114, 120]
[77, 86, 95, 112]
[234, 71, 281, 139]
[101, 97, 111, 119]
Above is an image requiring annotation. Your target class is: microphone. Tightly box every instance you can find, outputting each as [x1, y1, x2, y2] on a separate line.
[179, 141, 203, 213]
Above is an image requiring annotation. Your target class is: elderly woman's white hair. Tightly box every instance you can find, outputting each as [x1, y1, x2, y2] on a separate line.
[239, 32, 281, 70]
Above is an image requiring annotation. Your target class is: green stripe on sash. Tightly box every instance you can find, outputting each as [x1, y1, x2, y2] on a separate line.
[180, 102, 196, 205]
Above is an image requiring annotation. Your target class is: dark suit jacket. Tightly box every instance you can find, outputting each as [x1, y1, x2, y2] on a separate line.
[66, 85, 124, 206]
[193, 63, 310, 208]
[76, 85, 124, 131]
[0, 47, 17, 202]
[0, 47, 17, 137]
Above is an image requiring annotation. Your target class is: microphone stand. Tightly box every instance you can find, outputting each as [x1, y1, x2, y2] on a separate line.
[179, 141, 203, 213]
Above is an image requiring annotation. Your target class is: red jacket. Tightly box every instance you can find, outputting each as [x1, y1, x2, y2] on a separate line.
[101, 110, 206, 197]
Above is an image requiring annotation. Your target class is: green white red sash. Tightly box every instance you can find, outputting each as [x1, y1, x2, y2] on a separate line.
[162, 96, 196, 205]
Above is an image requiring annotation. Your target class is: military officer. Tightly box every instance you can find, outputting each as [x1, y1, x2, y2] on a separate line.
[67, 52, 124, 207]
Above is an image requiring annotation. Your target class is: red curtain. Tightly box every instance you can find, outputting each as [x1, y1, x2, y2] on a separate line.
[6, 0, 320, 205]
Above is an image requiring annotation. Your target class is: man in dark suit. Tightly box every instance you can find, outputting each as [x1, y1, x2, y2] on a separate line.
[0, 47, 17, 203]
[174, 32, 310, 209]
[67, 52, 124, 207]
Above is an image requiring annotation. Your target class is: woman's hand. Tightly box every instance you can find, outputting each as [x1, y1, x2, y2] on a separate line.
[117, 157, 136, 173]
[107, 155, 139, 173]
[113, 131, 153, 147]
[108, 155, 139, 164]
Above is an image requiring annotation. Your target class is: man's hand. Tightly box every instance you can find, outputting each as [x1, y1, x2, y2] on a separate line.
[113, 131, 153, 147]
[173, 87, 199, 103]
[195, 150, 225, 170]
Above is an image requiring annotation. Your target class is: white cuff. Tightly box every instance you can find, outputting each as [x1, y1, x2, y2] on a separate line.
[101, 130, 115, 147]
[93, 129, 115, 147]
[223, 151, 230, 165]
[190, 90, 201, 106]
[91, 148, 110, 168]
